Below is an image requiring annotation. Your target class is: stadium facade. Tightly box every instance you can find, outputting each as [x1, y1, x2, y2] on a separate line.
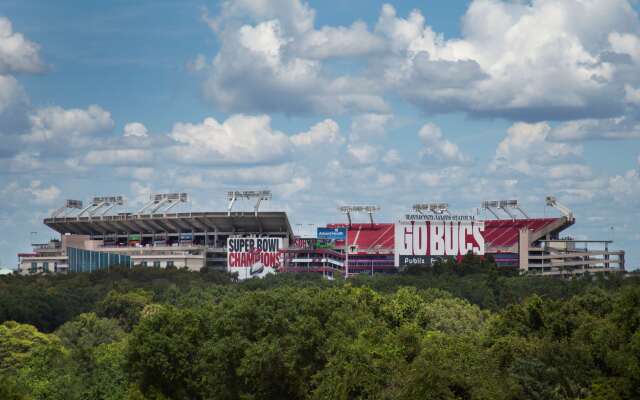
[18, 192, 625, 278]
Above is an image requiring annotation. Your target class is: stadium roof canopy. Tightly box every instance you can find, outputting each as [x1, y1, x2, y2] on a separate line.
[44, 211, 293, 237]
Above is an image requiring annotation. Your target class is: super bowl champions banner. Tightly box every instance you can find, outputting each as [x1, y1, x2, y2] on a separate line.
[227, 237, 283, 280]
[395, 214, 484, 266]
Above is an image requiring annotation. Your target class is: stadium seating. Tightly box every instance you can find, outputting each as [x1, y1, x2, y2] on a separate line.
[483, 218, 559, 247]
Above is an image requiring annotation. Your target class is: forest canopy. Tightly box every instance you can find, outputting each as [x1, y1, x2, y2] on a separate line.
[1, 259, 639, 400]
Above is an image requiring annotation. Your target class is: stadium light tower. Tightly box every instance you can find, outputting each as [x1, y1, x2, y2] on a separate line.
[51, 199, 83, 218]
[137, 193, 188, 214]
[481, 199, 528, 220]
[413, 203, 449, 215]
[77, 196, 125, 217]
[338, 205, 380, 226]
[90, 196, 125, 216]
[226, 190, 272, 216]
[545, 196, 574, 221]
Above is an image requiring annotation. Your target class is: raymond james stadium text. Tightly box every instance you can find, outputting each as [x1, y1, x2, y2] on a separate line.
[403, 214, 476, 221]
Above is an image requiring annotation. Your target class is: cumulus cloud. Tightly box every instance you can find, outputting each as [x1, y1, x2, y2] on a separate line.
[350, 113, 392, 141]
[418, 122, 469, 164]
[375, 172, 395, 186]
[196, 0, 640, 124]
[290, 119, 343, 147]
[548, 164, 592, 180]
[9, 152, 40, 172]
[294, 21, 386, 59]
[167, 114, 291, 165]
[347, 143, 378, 164]
[382, 149, 401, 165]
[23, 105, 114, 147]
[491, 122, 582, 175]
[1, 180, 60, 205]
[200, 0, 388, 115]
[609, 169, 640, 204]
[84, 149, 153, 166]
[386, 2, 639, 120]
[0, 74, 29, 135]
[549, 117, 640, 141]
[0, 17, 44, 74]
[123, 122, 148, 138]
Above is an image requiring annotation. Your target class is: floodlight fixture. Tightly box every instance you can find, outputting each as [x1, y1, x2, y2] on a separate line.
[339, 204, 380, 225]
[227, 190, 272, 216]
[51, 199, 84, 218]
[138, 192, 188, 214]
[76, 195, 126, 217]
[92, 196, 124, 205]
[482, 199, 529, 220]
[66, 200, 83, 209]
[413, 202, 449, 215]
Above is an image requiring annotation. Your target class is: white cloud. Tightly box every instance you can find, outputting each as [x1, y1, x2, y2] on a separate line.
[116, 167, 154, 181]
[492, 122, 582, 175]
[1, 180, 60, 205]
[609, 169, 640, 204]
[27, 181, 60, 204]
[418, 122, 469, 164]
[167, 114, 291, 165]
[609, 32, 640, 63]
[84, 149, 153, 166]
[123, 122, 148, 138]
[382, 149, 401, 165]
[275, 176, 309, 198]
[209, 0, 315, 36]
[207, 163, 297, 185]
[549, 117, 640, 141]
[291, 119, 343, 147]
[376, 173, 395, 186]
[350, 113, 392, 141]
[0, 74, 26, 114]
[548, 164, 592, 180]
[347, 143, 378, 164]
[374, 1, 638, 121]
[295, 21, 386, 59]
[0, 17, 44, 74]
[0, 74, 29, 134]
[9, 152, 40, 171]
[625, 85, 640, 105]
[201, 2, 388, 115]
[197, 0, 640, 124]
[23, 105, 114, 146]
[130, 181, 152, 206]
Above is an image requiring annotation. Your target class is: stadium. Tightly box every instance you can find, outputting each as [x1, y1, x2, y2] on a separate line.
[18, 191, 625, 278]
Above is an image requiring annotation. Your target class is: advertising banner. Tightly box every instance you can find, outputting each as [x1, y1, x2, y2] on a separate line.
[317, 227, 347, 240]
[227, 237, 283, 280]
[395, 215, 485, 266]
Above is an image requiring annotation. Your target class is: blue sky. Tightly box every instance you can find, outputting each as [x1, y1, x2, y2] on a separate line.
[0, 0, 639, 268]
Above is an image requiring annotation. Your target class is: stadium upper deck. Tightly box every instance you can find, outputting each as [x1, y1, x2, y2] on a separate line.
[44, 211, 294, 239]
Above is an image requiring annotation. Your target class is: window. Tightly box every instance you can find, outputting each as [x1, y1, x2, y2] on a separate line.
[43, 262, 49, 272]
[30, 262, 37, 273]
[166, 261, 175, 268]
[141, 261, 148, 268]
[153, 261, 161, 268]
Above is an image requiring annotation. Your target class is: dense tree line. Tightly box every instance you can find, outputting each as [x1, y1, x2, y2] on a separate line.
[1, 259, 639, 399]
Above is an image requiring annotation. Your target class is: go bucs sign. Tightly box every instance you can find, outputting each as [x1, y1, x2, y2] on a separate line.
[395, 214, 485, 266]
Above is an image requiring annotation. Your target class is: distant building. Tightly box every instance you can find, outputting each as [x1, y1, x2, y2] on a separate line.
[0, 268, 14, 275]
